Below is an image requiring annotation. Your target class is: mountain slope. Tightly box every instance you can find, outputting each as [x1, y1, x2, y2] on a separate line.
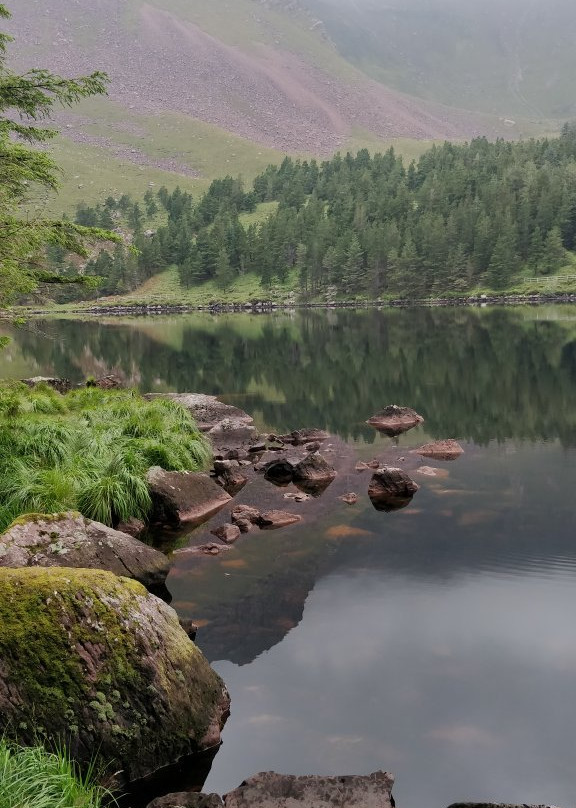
[305, 0, 576, 120]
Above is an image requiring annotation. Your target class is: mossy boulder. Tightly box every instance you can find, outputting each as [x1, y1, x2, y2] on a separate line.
[0, 512, 170, 590]
[0, 567, 229, 785]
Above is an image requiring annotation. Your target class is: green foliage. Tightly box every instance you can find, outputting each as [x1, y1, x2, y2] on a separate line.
[0, 738, 113, 808]
[0, 3, 113, 306]
[0, 384, 211, 531]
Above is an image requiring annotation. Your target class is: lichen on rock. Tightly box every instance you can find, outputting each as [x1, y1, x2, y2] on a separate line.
[0, 567, 229, 786]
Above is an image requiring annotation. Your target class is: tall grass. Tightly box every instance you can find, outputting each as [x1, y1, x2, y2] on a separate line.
[0, 739, 113, 808]
[0, 383, 211, 532]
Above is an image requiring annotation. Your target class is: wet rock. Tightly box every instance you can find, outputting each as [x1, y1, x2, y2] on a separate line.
[292, 453, 337, 493]
[0, 512, 169, 590]
[179, 543, 232, 556]
[179, 619, 199, 641]
[256, 511, 302, 530]
[290, 428, 330, 445]
[414, 439, 464, 460]
[234, 518, 253, 534]
[147, 468, 232, 528]
[144, 393, 253, 433]
[304, 441, 321, 452]
[367, 404, 424, 436]
[415, 465, 450, 478]
[116, 517, 146, 539]
[208, 419, 259, 450]
[211, 524, 241, 544]
[263, 459, 295, 486]
[231, 505, 262, 525]
[283, 492, 311, 502]
[365, 459, 381, 469]
[0, 568, 229, 787]
[21, 376, 72, 394]
[368, 467, 419, 512]
[224, 770, 395, 808]
[146, 793, 223, 808]
[339, 492, 358, 505]
[213, 462, 248, 497]
[248, 441, 268, 454]
[355, 461, 368, 472]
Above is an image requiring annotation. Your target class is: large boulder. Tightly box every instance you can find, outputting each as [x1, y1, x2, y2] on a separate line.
[366, 405, 424, 436]
[0, 512, 169, 590]
[208, 419, 260, 452]
[292, 453, 337, 496]
[0, 568, 229, 786]
[224, 771, 395, 808]
[368, 467, 419, 512]
[147, 468, 232, 528]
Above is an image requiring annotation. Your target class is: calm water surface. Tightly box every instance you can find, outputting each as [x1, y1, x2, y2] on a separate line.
[3, 306, 576, 808]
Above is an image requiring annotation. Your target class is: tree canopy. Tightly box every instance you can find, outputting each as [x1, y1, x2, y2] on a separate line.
[0, 3, 111, 306]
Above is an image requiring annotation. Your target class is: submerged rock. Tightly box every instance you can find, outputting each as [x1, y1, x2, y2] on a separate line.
[0, 567, 229, 786]
[366, 404, 424, 436]
[211, 524, 241, 544]
[0, 512, 169, 590]
[256, 511, 302, 530]
[290, 428, 331, 445]
[263, 459, 295, 486]
[224, 770, 395, 808]
[414, 439, 464, 460]
[368, 467, 419, 512]
[147, 468, 232, 528]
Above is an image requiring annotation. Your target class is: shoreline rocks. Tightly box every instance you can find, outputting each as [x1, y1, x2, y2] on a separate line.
[368, 467, 420, 512]
[147, 468, 232, 528]
[0, 512, 169, 590]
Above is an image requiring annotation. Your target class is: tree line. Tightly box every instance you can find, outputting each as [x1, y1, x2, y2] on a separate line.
[45, 123, 576, 300]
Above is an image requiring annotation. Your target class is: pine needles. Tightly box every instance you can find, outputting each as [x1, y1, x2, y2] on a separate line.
[0, 383, 211, 531]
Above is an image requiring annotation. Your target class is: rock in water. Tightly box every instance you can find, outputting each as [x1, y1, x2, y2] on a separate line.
[292, 453, 337, 496]
[147, 468, 232, 528]
[368, 467, 419, 512]
[224, 771, 395, 808]
[256, 511, 302, 530]
[366, 405, 424, 436]
[0, 568, 229, 786]
[414, 439, 464, 460]
[0, 512, 169, 590]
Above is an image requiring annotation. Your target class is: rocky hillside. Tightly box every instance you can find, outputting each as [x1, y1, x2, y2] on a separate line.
[6, 0, 519, 164]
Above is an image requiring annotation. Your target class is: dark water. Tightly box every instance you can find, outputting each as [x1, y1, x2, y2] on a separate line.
[3, 306, 576, 808]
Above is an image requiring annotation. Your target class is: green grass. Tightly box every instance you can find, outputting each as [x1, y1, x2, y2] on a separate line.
[0, 384, 211, 531]
[0, 739, 113, 808]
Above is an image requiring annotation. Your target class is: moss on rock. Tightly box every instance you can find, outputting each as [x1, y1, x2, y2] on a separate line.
[0, 567, 228, 785]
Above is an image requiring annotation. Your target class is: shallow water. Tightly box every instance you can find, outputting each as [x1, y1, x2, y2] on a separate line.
[3, 306, 576, 807]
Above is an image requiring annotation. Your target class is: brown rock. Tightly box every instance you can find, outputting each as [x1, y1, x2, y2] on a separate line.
[231, 505, 262, 524]
[415, 465, 450, 478]
[368, 467, 419, 512]
[21, 376, 72, 394]
[208, 419, 259, 450]
[339, 492, 358, 505]
[290, 428, 330, 445]
[147, 468, 232, 528]
[355, 461, 368, 472]
[234, 518, 253, 534]
[414, 439, 464, 460]
[256, 511, 302, 530]
[116, 517, 146, 539]
[0, 512, 169, 590]
[213, 462, 248, 497]
[211, 524, 241, 544]
[224, 770, 395, 808]
[292, 453, 337, 488]
[367, 404, 424, 436]
[263, 459, 295, 486]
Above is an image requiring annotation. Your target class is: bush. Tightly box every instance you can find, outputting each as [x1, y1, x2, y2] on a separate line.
[0, 384, 211, 531]
[0, 739, 113, 808]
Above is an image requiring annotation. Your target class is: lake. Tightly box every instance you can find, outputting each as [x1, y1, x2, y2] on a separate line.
[2, 305, 576, 808]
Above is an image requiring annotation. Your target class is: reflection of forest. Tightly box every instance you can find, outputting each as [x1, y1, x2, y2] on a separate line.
[8, 307, 576, 444]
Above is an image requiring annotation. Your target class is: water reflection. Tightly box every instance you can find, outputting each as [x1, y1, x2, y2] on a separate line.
[3, 307, 576, 807]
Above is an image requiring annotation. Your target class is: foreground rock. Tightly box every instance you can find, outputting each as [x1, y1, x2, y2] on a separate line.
[367, 404, 424, 436]
[224, 771, 395, 808]
[0, 568, 229, 786]
[256, 511, 302, 530]
[0, 512, 169, 589]
[147, 467, 232, 528]
[414, 439, 464, 460]
[368, 467, 420, 511]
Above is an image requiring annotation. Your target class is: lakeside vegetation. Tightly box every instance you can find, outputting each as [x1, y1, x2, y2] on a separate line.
[0, 383, 210, 532]
[0, 739, 113, 808]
